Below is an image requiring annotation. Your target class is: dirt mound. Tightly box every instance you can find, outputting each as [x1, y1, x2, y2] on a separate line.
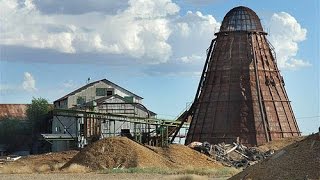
[257, 136, 305, 152]
[64, 137, 222, 170]
[230, 134, 320, 180]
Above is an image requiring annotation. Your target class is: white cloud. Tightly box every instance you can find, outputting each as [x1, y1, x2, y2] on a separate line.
[0, 0, 219, 65]
[33, 0, 129, 15]
[0, 0, 180, 64]
[179, 54, 204, 63]
[0, 1, 309, 73]
[182, 0, 222, 5]
[22, 72, 37, 92]
[1, 72, 37, 94]
[269, 12, 310, 70]
[62, 80, 78, 89]
[170, 11, 220, 62]
[282, 58, 311, 70]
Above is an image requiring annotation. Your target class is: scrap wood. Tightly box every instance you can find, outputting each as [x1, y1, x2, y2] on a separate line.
[188, 141, 272, 169]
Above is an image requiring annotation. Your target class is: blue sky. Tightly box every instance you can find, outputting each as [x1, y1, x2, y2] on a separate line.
[0, 0, 319, 134]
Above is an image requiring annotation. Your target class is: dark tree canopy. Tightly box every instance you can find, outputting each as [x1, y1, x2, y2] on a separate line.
[26, 97, 52, 133]
[0, 118, 31, 145]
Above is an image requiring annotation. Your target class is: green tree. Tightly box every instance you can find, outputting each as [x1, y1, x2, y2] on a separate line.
[26, 97, 52, 134]
[0, 118, 30, 143]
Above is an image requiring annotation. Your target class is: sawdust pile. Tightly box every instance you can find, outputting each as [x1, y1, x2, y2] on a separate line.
[64, 137, 222, 170]
[230, 134, 320, 180]
[257, 136, 305, 152]
[147, 144, 221, 168]
[0, 150, 78, 173]
[23, 150, 78, 163]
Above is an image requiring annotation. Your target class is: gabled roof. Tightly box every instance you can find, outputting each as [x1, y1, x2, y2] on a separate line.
[54, 79, 143, 102]
[96, 95, 157, 116]
[94, 94, 124, 104]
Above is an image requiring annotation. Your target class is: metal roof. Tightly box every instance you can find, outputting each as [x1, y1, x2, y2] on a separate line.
[84, 95, 157, 116]
[0, 104, 28, 120]
[220, 6, 263, 32]
[54, 79, 143, 102]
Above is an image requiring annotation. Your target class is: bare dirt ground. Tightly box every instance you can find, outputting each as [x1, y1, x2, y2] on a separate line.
[0, 173, 228, 180]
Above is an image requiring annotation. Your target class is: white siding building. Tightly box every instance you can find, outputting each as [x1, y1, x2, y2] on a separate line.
[47, 78, 157, 151]
[54, 79, 144, 109]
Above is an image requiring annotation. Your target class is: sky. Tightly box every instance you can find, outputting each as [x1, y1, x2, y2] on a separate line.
[0, 0, 319, 135]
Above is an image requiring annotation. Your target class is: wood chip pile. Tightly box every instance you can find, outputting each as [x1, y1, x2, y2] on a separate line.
[147, 144, 222, 168]
[0, 150, 78, 173]
[257, 136, 305, 152]
[63, 137, 222, 170]
[21, 150, 78, 163]
[230, 133, 320, 180]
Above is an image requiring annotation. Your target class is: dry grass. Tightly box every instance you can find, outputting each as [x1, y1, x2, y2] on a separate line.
[35, 164, 51, 173]
[0, 173, 212, 180]
[170, 174, 208, 180]
[0, 162, 70, 174]
[0, 165, 33, 174]
[52, 162, 65, 170]
[102, 166, 239, 177]
[0, 163, 89, 174]
[62, 163, 90, 173]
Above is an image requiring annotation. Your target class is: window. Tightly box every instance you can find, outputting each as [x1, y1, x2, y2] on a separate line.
[77, 96, 86, 105]
[107, 90, 113, 96]
[96, 88, 114, 96]
[124, 96, 134, 103]
[80, 124, 84, 136]
[96, 88, 107, 96]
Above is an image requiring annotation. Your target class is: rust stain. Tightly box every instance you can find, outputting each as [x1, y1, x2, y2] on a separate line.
[0, 104, 28, 120]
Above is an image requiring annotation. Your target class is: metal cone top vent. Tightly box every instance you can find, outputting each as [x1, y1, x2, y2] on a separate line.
[220, 6, 263, 32]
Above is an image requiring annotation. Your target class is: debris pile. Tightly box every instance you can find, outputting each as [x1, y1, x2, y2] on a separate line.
[188, 142, 274, 168]
[230, 133, 320, 180]
[0, 155, 21, 162]
[63, 137, 222, 170]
